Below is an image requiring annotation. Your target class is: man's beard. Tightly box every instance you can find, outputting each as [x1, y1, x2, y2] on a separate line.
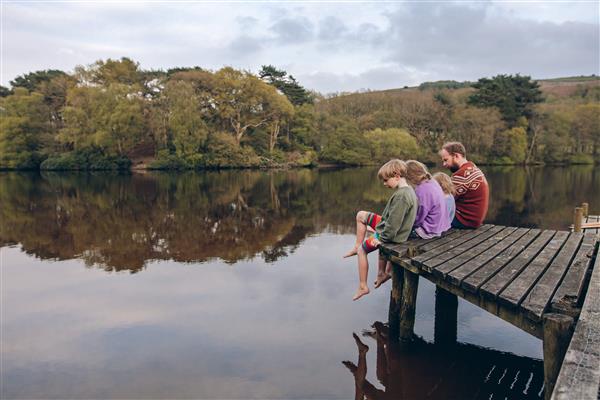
[449, 165, 459, 173]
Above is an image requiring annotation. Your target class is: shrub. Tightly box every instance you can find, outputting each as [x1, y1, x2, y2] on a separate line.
[40, 148, 130, 170]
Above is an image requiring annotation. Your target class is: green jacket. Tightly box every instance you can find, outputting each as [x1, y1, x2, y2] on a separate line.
[376, 186, 417, 243]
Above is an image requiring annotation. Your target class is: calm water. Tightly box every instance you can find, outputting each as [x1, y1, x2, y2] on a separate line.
[1, 166, 598, 399]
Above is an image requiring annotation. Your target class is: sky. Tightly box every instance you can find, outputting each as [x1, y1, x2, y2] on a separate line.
[1, 1, 599, 94]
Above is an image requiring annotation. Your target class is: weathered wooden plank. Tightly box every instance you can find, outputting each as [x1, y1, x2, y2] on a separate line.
[462, 228, 541, 293]
[425, 227, 517, 284]
[382, 228, 460, 258]
[411, 225, 494, 266]
[550, 232, 597, 315]
[421, 225, 506, 276]
[585, 215, 599, 234]
[480, 230, 556, 300]
[551, 246, 600, 400]
[520, 232, 584, 322]
[448, 227, 530, 286]
[415, 228, 476, 253]
[498, 231, 569, 308]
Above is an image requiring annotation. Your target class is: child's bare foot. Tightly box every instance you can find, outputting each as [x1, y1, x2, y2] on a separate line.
[352, 286, 370, 301]
[374, 272, 391, 289]
[352, 332, 369, 353]
[343, 247, 359, 258]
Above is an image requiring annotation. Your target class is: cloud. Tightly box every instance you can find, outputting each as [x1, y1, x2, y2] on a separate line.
[269, 16, 314, 44]
[1, 2, 598, 92]
[381, 3, 599, 81]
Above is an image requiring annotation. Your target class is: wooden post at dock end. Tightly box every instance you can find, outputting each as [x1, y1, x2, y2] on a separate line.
[573, 207, 583, 232]
[581, 202, 588, 218]
[542, 313, 574, 400]
[388, 261, 404, 342]
[434, 286, 458, 346]
[399, 269, 419, 341]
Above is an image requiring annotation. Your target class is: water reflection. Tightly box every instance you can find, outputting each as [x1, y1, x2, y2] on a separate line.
[0, 166, 598, 273]
[344, 322, 544, 400]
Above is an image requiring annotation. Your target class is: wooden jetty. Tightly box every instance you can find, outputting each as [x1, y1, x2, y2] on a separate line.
[379, 205, 600, 400]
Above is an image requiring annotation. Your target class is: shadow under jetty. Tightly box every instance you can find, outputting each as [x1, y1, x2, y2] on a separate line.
[343, 322, 544, 400]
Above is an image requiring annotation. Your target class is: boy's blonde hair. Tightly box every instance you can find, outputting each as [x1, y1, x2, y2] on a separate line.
[405, 160, 432, 186]
[377, 159, 407, 180]
[433, 172, 456, 196]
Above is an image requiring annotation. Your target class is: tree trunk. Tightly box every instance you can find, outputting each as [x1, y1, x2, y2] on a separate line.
[269, 121, 280, 153]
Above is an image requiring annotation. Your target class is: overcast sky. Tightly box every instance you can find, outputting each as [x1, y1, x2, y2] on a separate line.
[1, 1, 599, 93]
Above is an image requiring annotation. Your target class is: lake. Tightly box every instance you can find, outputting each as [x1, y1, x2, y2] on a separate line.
[1, 165, 598, 399]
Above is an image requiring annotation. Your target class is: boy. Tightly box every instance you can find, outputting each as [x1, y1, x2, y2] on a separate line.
[343, 159, 417, 301]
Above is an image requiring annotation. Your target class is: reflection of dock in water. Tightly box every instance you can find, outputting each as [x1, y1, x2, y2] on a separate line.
[378, 206, 600, 400]
[344, 322, 544, 400]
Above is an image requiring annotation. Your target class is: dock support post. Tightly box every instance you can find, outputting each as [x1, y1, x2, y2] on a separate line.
[399, 269, 419, 341]
[581, 202, 589, 218]
[542, 313, 573, 400]
[574, 207, 583, 232]
[388, 261, 404, 342]
[434, 286, 458, 346]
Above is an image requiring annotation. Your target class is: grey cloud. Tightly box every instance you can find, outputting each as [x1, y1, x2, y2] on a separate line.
[228, 36, 263, 55]
[270, 17, 314, 44]
[317, 16, 349, 41]
[382, 3, 599, 81]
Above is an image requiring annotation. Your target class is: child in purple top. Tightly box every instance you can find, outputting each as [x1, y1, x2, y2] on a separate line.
[433, 172, 456, 226]
[406, 161, 450, 238]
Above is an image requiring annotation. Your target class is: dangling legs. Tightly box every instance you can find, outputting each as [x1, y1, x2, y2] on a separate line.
[344, 211, 372, 258]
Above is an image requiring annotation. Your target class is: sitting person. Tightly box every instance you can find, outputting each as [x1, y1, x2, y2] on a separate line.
[439, 142, 489, 228]
[405, 160, 450, 239]
[343, 159, 417, 301]
[433, 172, 456, 226]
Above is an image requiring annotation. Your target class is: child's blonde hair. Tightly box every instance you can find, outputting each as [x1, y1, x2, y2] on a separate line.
[405, 160, 432, 186]
[377, 159, 407, 180]
[433, 172, 456, 196]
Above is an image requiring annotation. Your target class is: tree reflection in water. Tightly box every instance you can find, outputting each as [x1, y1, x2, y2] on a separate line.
[0, 165, 597, 273]
[343, 322, 544, 400]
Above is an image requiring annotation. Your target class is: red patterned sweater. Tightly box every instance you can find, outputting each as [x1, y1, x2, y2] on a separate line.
[451, 161, 489, 228]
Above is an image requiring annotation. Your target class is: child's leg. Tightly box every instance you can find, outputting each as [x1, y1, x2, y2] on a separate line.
[353, 246, 370, 301]
[374, 258, 392, 289]
[344, 211, 372, 258]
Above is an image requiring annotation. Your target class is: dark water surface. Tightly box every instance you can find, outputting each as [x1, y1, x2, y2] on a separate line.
[1, 166, 598, 399]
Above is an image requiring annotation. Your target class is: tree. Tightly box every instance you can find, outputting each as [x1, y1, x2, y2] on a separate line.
[492, 127, 528, 163]
[163, 80, 209, 161]
[212, 67, 293, 145]
[74, 57, 141, 87]
[59, 84, 144, 156]
[0, 85, 12, 97]
[9, 69, 68, 92]
[364, 128, 420, 163]
[259, 65, 313, 106]
[0, 88, 52, 168]
[468, 74, 544, 126]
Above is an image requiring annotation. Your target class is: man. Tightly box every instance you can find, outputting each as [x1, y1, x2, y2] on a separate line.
[439, 142, 489, 229]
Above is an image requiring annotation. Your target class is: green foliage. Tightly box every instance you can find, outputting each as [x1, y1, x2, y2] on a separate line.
[492, 127, 528, 164]
[203, 132, 261, 168]
[419, 80, 472, 90]
[0, 85, 12, 97]
[259, 65, 313, 106]
[40, 147, 131, 170]
[569, 154, 595, 164]
[0, 88, 52, 169]
[148, 150, 191, 170]
[163, 80, 208, 158]
[2, 58, 597, 170]
[364, 128, 420, 163]
[468, 74, 544, 126]
[10, 69, 68, 92]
